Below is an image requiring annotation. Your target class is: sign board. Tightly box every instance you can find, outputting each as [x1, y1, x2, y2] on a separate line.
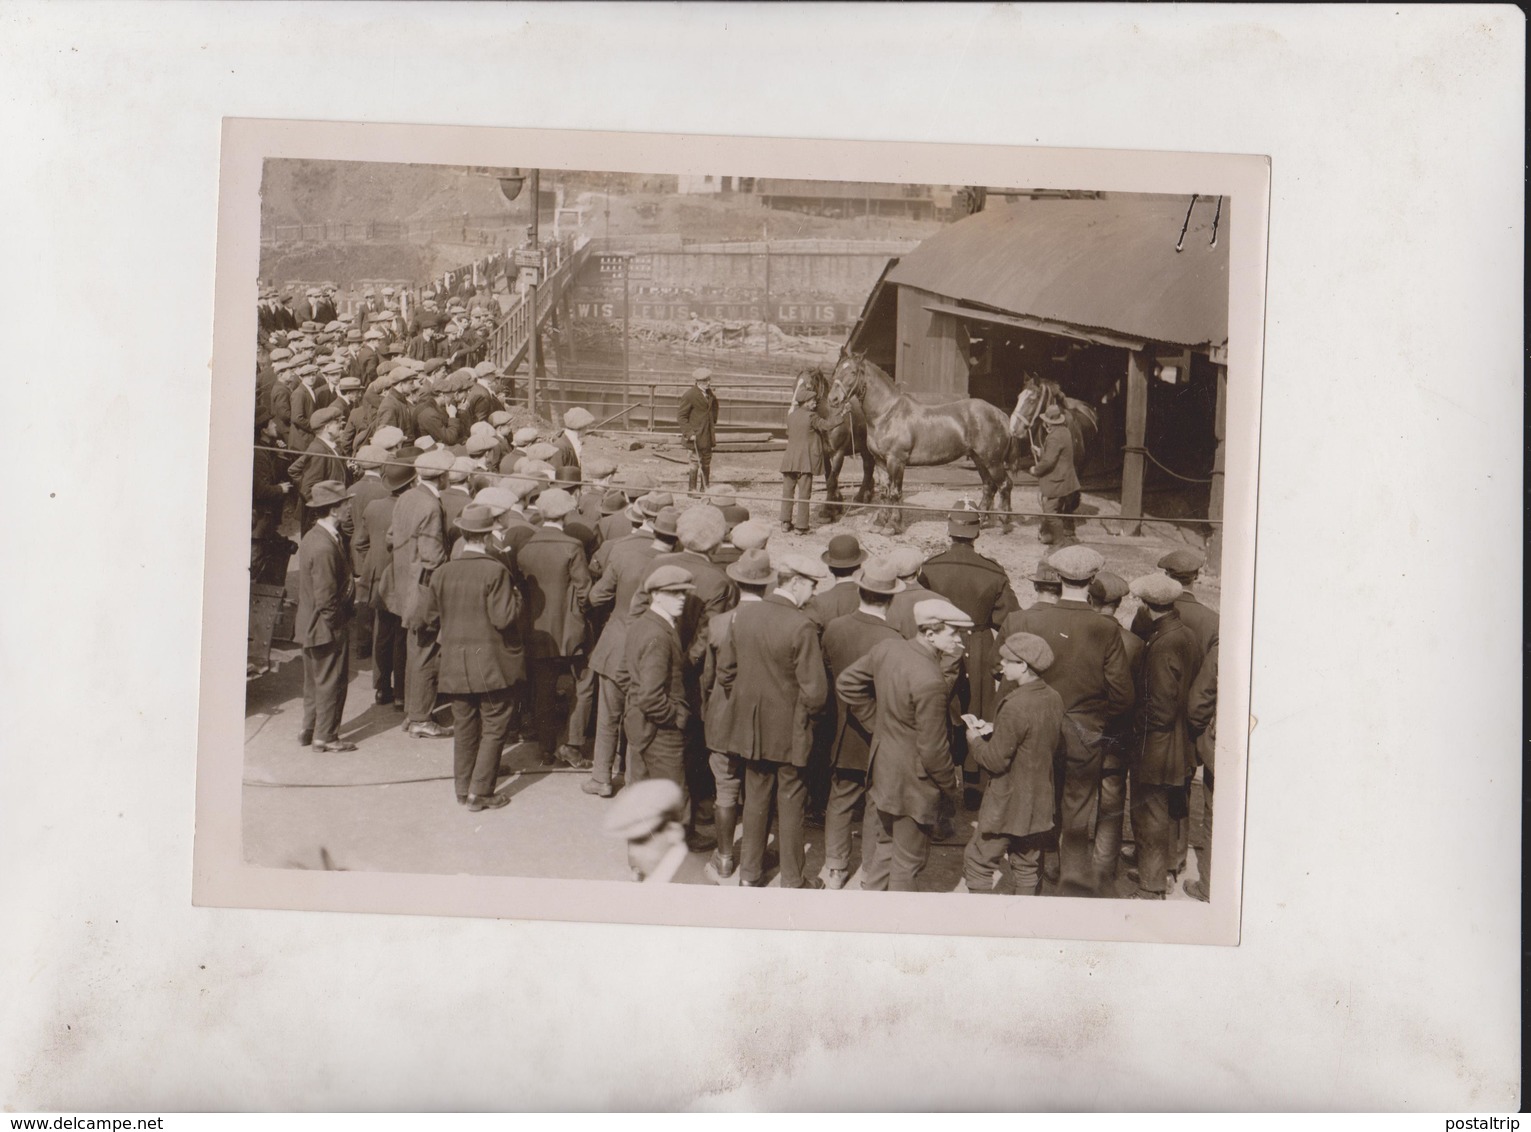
[596, 254, 653, 280]
[513, 249, 543, 269]
[570, 291, 857, 326]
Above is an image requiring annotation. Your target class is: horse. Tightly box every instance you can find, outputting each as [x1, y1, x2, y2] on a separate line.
[827, 352, 1015, 534]
[791, 366, 875, 519]
[1008, 373, 1100, 474]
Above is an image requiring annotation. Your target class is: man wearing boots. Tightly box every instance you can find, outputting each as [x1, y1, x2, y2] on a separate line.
[1031, 404, 1081, 546]
[676, 367, 719, 493]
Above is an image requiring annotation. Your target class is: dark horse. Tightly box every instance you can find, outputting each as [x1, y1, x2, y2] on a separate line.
[792, 366, 875, 519]
[1008, 373, 1100, 473]
[827, 353, 1015, 534]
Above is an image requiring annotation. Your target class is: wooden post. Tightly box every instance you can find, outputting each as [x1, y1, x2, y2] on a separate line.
[1121, 349, 1150, 535]
[649, 384, 657, 431]
[1206, 363, 1227, 573]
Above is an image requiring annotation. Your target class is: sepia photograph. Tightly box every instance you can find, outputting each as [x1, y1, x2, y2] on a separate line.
[197, 120, 1268, 944]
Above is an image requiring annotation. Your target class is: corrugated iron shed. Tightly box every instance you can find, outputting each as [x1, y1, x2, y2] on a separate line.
[885, 196, 1229, 348]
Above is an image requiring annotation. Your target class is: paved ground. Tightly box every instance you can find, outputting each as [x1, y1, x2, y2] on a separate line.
[244, 434, 1211, 897]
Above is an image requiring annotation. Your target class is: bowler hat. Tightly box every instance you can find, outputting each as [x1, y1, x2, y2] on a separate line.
[821, 534, 866, 569]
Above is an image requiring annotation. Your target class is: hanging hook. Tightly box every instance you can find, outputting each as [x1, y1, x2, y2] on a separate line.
[1210, 195, 1223, 248]
[1175, 193, 1199, 253]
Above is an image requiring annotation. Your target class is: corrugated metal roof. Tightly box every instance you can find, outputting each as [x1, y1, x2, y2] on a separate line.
[885, 197, 1229, 348]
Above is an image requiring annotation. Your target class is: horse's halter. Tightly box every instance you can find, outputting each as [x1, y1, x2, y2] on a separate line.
[828, 358, 865, 409]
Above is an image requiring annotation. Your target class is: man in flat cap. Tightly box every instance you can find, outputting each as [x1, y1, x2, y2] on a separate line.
[960, 633, 1066, 895]
[624, 566, 702, 838]
[251, 405, 294, 587]
[780, 383, 834, 533]
[997, 544, 1132, 895]
[415, 378, 464, 450]
[387, 447, 456, 739]
[716, 552, 829, 887]
[1131, 547, 1219, 660]
[1126, 573, 1203, 898]
[602, 778, 694, 884]
[516, 487, 593, 767]
[425, 503, 524, 812]
[346, 446, 393, 662]
[1086, 570, 1144, 888]
[837, 598, 972, 891]
[294, 480, 357, 752]
[353, 454, 413, 704]
[292, 404, 351, 534]
[884, 545, 937, 641]
[1031, 403, 1081, 546]
[551, 406, 596, 479]
[462, 364, 505, 431]
[819, 556, 905, 889]
[371, 369, 417, 443]
[676, 367, 719, 493]
[576, 456, 618, 531]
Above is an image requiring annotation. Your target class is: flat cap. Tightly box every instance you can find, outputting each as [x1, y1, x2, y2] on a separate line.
[468, 420, 496, 438]
[353, 445, 387, 470]
[1088, 570, 1130, 605]
[1131, 573, 1184, 606]
[999, 632, 1054, 672]
[268, 347, 292, 361]
[422, 357, 450, 374]
[777, 551, 830, 583]
[525, 442, 560, 463]
[449, 456, 477, 480]
[371, 425, 405, 450]
[563, 407, 596, 431]
[640, 564, 696, 595]
[1047, 544, 1105, 583]
[536, 487, 577, 520]
[512, 427, 541, 446]
[472, 487, 515, 516]
[692, 366, 713, 382]
[414, 447, 455, 474]
[472, 361, 498, 377]
[913, 598, 975, 629]
[309, 404, 343, 428]
[887, 546, 925, 579]
[415, 436, 437, 452]
[676, 505, 726, 554]
[583, 456, 617, 480]
[489, 411, 515, 428]
[1158, 548, 1206, 576]
[601, 778, 684, 841]
[729, 519, 770, 551]
[336, 375, 362, 392]
[465, 433, 500, 455]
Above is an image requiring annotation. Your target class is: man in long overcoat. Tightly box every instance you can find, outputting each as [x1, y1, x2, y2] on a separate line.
[1127, 573, 1204, 899]
[1031, 404, 1081, 545]
[624, 566, 699, 833]
[515, 487, 592, 764]
[818, 558, 904, 889]
[779, 385, 832, 533]
[716, 553, 829, 888]
[427, 503, 525, 811]
[1086, 570, 1145, 888]
[676, 367, 719, 492]
[961, 633, 1066, 895]
[355, 460, 412, 706]
[387, 447, 454, 738]
[294, 480, 356, 752]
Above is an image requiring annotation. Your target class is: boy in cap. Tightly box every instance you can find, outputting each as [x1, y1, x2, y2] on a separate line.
[818, 556, 905, 888]
[715, 552, 830, 887]
[294, 481, 357, 752]
[960, 633, 1066, 895]
[1125, 573, 1202, 899]
[387, 447, 457, 739]
[516, 487, 593, 767]
[677, 367, 719, 492]
[998, 544, 1133, 896]
[836, 598, 972, 890]
[552, 406, 596, 477]
[426, 502, 524, 811]
[624, 566, 703, 840]
[1031, 403, 1081, 546]
[602, 778, 692, 884]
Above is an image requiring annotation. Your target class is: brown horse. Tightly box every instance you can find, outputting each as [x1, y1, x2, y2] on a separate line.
[827, 353, 1015, 534]
[1008, 373, 1099, 473]
[792, 366, 875, 518]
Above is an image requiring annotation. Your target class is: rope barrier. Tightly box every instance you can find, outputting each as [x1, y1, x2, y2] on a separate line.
[1121, 445, 1215, 485]
[254, 442, 1222, 527]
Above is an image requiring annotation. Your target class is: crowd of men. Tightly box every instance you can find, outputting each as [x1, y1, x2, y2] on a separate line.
[251, 283, 1220, 900]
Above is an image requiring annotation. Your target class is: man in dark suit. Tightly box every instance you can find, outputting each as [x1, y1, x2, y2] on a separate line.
[884, 546, 937, 640]
[716, 553, 830, 888]
[998, 544, 1133, 895]
[294, 480, 357, 752]
[779, 385, 832, 533]
[584, 515, 663, 797]
[1087, 570, 1144, 889]
[623, 566, 699, 825]
[837, 598, 972, 891]
[960, 633, 1066, 895]
[819, 557, 904, 889]
[387, 448, 455, 739]
[251, 407, 294, 587]
[427, 504, 525, 811]
[415, 376, 464, 450]
[287, 364, 334, 455]
[291, 406, 351, 534]
[1126, 573, 1204, 899]
[353, 455, 410, 703]
[551, 407, 594, 479]
[370, 369, 417, 445]
[1031, 404, 1081, 546]
[461, 363, 505, 430]
[515, 488, 592, 765]
[806, 534, 865, 630]
[676, 367, 719, 492]
[1130, 547, 1220, 658]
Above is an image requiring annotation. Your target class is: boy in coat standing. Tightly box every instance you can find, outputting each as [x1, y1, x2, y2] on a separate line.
[961, 633, 1066, 895]
[294, 480, 356, 752]
[427, 503, 524, 811]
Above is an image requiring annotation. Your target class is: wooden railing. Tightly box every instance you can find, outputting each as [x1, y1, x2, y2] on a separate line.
[486, 236, 590, 374]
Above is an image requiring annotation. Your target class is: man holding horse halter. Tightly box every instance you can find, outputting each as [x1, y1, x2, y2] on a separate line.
[780, 383, 836, 533]
[1032, 404, 1081, 545]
